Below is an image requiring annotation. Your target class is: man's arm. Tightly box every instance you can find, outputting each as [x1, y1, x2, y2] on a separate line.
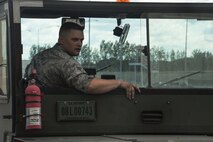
[64, 60, 140, 99]
[86, 78, 140, 100]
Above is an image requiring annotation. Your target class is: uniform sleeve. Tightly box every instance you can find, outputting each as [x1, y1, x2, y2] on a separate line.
[62, 59, 91, 93]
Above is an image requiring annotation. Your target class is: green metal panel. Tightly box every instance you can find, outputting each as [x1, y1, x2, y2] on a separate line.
[15, 88, 213, 136]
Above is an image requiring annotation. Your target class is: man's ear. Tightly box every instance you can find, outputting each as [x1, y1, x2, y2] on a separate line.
[58, 36, 64, 44]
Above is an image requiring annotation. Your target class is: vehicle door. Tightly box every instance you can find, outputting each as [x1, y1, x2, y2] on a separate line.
[0, 0, 13, 141]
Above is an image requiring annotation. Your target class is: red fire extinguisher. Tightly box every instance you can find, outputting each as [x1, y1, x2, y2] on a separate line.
[24, 69, 42, 130]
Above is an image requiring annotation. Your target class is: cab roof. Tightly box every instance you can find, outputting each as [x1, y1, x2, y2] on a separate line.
[20, 0, 213, 19]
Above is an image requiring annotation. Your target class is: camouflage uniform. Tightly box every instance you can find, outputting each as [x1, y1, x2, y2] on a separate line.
[25, 43, 91, 93]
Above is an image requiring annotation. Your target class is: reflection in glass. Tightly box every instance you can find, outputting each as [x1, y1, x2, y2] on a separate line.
[0, 18, 8, 96]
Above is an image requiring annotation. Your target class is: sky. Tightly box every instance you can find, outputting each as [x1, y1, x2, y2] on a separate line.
[21, 0, 213, 60]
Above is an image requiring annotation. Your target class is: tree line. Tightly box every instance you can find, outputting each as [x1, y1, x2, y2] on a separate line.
[29, 40, 213, 71]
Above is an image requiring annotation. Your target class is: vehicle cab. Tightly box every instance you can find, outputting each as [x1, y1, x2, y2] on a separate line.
[1, 0, 213, 142]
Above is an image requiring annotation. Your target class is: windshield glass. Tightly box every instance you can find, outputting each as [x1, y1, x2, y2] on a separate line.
[21, 18, 148, 87]
[150, 19, 213, 88]
[21, 16, 213, 88]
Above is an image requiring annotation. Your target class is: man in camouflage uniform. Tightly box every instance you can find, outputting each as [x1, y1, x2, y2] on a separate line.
[25, 22, 140, 100]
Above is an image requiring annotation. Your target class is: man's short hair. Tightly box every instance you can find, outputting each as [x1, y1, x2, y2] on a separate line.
[59, 22, 84, 37]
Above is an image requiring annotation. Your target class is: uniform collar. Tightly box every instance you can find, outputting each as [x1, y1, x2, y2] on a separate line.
[53, 43, 74, 59]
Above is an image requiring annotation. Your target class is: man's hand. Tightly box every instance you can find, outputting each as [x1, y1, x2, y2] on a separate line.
[119, 80, 141, 100]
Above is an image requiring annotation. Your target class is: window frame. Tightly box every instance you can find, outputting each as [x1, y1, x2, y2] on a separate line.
[0, 11, 9, 104]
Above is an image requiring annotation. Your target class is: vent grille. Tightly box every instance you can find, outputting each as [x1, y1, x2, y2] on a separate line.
[141, 111, 163, 124]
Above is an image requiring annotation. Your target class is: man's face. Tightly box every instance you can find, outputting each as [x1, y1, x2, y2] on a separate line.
[59, 29, 84, 56]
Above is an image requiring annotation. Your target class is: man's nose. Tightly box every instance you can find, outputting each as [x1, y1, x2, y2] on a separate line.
[77, 40, 82, 46]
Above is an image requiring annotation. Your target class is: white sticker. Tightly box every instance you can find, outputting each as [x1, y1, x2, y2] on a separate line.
[29, 108, 40, 115]
[26, 108, 41, 125]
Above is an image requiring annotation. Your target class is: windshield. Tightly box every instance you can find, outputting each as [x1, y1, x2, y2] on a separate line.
[150, 19, 213, 88]
[21, 16, 213, 88]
